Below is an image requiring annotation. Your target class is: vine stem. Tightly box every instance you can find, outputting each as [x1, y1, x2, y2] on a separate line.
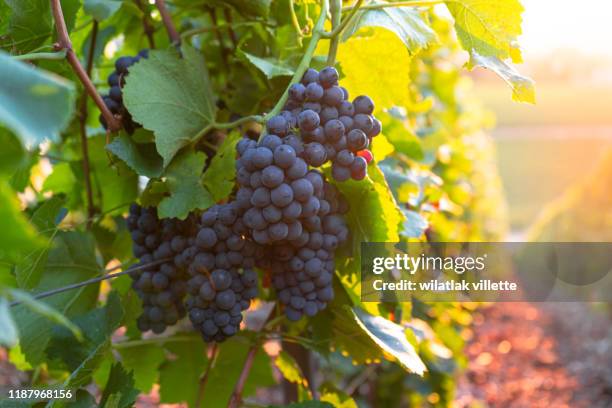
[223, 9, 238, 50]
[12, 50, 67, 60]
[50, 0, 121, 132]
[193, 115, 263, 145]
[135, 0, 156, 48]
[258, 0, 330, 134]
[9, 259, 170, 307]
[180, 22, 257, 41]
[342, 0, 443, 12]
[227, 306, 276, 408]
[195, 343, 219, 408]
[288, 0, 303, 46]
[323, 0, 364, 41]
[155, 0, 180, 44]
[326, 0, 342, 66]
[79, 20, 98, 227]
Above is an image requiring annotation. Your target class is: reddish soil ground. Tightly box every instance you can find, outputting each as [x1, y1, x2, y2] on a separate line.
[456, 302, 612, 408]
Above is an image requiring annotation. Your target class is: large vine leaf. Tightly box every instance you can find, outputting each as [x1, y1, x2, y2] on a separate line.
[183, 336, 274, 407]
[353, 307, 427, 375]
[106, 134, 163, 178]
[122, 46, 217, 166]
[445, 0, 524, 61]
[202, 131, 240, 201]
[0, 130, 25, 176]
[0, 181, 44, 263]
[401, 209, 429, 239]
[158, 149, 215, 219]
[98, 362, 139, 408]
[8, 289, 83, 341]
[117, 343, 166, 392]
[14, 196, 65, 289]
[12, 231, 101, 365]
[468, 51, 536, 104]
[46, 292, 123, 394]
[158, 338, 207, 407]
[241, 51, 294, 78]
[334, 164, 405, 304]
[0, 52, 75, 147]
[0, 297, 19, 348]
[215, 0, 271, 18]
[89, 135, 139, 215]
[341, 1, 437, 54]
[336, 28, 411, 109]
[1, 0, 52, 52]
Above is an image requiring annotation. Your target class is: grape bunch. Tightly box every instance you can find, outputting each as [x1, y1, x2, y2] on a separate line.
[183, 203, 261, 342]
[100, 49, 149, 133]
[277, 66, 381, 181]
[234, 105, 351, 320]
[259, 181, 349, 321]
[126, 204, 197, 334]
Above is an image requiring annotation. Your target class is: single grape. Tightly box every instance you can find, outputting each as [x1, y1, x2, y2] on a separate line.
[318, 67, 339, 88]
[353, 95, 375, 115]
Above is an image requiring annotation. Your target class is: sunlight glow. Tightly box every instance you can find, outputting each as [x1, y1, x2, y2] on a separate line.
[520, 0, 612, 56]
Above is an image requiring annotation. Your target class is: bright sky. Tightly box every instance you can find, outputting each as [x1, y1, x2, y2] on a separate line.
[520, 0, 612, 56]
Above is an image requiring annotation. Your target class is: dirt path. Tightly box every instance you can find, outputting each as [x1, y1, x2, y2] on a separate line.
[455, 302, 612, 408]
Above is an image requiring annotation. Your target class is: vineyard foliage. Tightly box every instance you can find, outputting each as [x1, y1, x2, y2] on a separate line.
[0, 0, 531, 407]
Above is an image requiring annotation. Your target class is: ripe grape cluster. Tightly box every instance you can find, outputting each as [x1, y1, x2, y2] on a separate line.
[100, 49, 149, 133]
[235, 135, 350, 320]
[126, 204, 197, 334]
[124, 66, 377, 340]
[183, 203, 261, 342]
[278, 66, 381, 181]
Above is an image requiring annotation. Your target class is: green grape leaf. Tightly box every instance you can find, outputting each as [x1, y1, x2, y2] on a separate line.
[8, 289, 83, 341]
[241, 51, 294, 78]
[468, 51, 536, 104]
[122, 46, 217, 166]
[401, 209, 428, 239]
[83, 0, 122, 21]
[352, 307, 426, 375]
[0, 297, 19, 348]
[106, 134, 163, 178]
[14, 196, 65, 289]
[99, 363, 139, 408]
[320, 386, 358, 408]
[89, 135, 139, 215]
[274, 351, 304, 384]
[117, 344, 165, 393]
[158, 149, 214, 219]
[1, 0, 52, 52]
[316, 285, 385, 365]
[200, 336, 275, 407]
[202, 131, 240, 201]
[380, 163, 418, 203]
[12, 231, 100, 365]
[42, 162, 77, 194]
[378, 112, 423, 160]
[46, 292, 123, 393]
[341, 1, 437, 53]
[221, 0, 271, 18]
[158, 337, 207, 406]
[336, 28, 411, 109]
[0, 51, 75, 147]
[334, 164, 405, 304]
[445, 0, 524, 61]
[0, 181, 44, 263]
[0, 130, 25, 176]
